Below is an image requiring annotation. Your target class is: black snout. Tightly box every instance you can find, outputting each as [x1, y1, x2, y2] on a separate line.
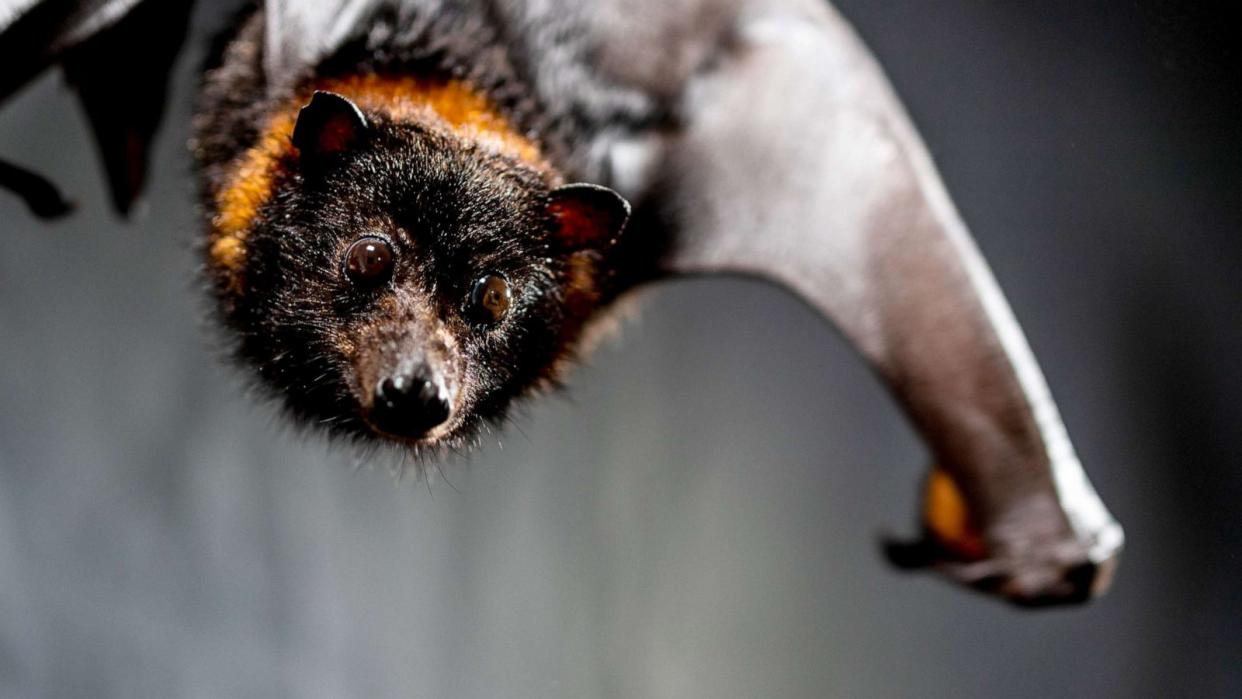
[371, 371, 451, 439]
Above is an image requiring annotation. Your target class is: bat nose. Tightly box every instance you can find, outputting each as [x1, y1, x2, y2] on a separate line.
[371, 371, 451, 439]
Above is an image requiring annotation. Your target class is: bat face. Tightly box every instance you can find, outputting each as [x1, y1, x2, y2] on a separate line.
[210, 92, 629, 450]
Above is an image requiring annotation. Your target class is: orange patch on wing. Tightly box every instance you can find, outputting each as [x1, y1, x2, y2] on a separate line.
[923, 468, 987, 561]
[208, 75, 547, 281]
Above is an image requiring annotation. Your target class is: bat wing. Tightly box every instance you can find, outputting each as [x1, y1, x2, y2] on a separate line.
[0, 0, 195, 216]
[261, 0, 384, 95]
[0, 0, 142, 101]
[601, 2, 1123, 606]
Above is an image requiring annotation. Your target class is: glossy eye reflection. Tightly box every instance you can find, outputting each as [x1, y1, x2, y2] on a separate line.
[344, 237, 394, 287]
[467, 274, 512, 325]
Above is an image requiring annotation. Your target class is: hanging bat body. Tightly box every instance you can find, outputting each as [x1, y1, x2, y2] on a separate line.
[3, 0, 1124, 607]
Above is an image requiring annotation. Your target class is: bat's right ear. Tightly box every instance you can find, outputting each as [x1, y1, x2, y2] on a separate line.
[292, 91, 369, 163]
[547, 183, 631, 252]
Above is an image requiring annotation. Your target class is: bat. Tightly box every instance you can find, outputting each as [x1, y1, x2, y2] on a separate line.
[0, 0, 1123, 607]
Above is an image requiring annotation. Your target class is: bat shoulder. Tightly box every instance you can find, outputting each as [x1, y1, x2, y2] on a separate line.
[194, 8, 268, 202]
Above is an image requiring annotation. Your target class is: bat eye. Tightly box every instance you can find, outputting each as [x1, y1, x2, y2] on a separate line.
[344, 236, 394, 287]
[467, 274, 511, 325]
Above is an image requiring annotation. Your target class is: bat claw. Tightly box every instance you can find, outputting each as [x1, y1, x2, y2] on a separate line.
[0, 158, 74, 219]
[882, 467, 1122, 606]
[881, 529, 1122, 607]
[881, 533, 944, 570]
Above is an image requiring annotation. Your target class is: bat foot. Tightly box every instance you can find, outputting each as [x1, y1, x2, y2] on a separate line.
[882, 525, 1122, 608]
[883, 467, 1122, 607]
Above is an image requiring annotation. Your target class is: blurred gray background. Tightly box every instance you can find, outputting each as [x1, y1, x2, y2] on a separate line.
[1, 1, 1239, 697]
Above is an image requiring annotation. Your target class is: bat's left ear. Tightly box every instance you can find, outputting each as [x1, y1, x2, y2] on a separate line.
[292, 91, 369, 163]
[547, 183, 631, 251]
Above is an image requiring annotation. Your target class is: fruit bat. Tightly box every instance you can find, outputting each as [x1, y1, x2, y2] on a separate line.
[0, 0, 1124, 607]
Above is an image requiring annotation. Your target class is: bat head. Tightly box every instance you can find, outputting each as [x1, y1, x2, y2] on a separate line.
[212, 91, 629, 452]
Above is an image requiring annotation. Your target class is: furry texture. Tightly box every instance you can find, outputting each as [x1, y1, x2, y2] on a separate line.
[194, 4, 630, 454]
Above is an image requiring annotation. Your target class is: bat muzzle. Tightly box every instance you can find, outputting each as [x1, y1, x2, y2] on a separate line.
[354, 313, 462, 443]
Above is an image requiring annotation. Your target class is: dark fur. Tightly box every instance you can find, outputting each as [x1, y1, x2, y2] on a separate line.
[194, 5, 630, 453]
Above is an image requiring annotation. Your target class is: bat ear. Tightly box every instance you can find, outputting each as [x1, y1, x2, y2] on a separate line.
[547, 183, 631, 251]
[292, 91, 369, 163]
